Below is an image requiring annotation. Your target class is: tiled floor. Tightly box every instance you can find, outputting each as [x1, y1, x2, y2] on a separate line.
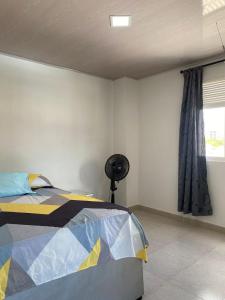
[135, 209, 225, 300]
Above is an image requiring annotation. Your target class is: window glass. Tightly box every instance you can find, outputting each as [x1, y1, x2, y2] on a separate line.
[204, 107, 225, 158]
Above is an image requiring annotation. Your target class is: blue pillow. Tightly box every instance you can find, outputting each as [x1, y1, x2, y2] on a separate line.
[0, 172, 34, 198]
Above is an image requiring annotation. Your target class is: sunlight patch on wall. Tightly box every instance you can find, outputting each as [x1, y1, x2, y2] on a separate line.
[203, 0, 225, 15]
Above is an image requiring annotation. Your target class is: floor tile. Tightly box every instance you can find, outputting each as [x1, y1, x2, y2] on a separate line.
[143, 270, 166, 295]
[135, 208, 225, 300]
[170, 244, 225, 299]
[143, 283, 203, 300]
[144, 244, 196, 279]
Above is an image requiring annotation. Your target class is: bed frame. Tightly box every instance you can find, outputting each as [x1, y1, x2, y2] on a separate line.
[7, 258, 144, 300]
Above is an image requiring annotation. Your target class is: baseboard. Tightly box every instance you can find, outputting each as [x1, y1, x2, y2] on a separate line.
[129, 205, 141, 211]
[129, 205, 225, 234]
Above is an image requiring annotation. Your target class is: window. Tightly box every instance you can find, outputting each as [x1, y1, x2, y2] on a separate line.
[203, 79, 225, 160]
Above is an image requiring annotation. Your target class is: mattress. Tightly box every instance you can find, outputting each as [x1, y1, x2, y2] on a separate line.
[0, 187, 148, 300]
[6, 258, 144, 300]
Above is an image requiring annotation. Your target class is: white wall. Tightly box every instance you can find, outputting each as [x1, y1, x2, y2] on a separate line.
[113, 78, 140, 207]
[0, 54, 114, 199]
[1, 52, 224, 226]
[139, 65, 225, 228]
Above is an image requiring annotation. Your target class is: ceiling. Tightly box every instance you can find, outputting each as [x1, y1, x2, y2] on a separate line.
[0, 0, 225, 79]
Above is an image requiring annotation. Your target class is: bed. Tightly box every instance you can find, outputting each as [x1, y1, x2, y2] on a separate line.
[0, 174, 148, 300]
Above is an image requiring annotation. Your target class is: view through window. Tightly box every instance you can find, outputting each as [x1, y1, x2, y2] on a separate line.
[204, 107, 225, 157]
[203, 79, 225, 159]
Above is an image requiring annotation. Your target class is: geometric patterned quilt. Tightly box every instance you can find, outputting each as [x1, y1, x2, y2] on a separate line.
[0, 187, 148, 300]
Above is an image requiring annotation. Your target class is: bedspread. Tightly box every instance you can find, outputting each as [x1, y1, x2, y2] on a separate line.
[0, 188, 148, 300]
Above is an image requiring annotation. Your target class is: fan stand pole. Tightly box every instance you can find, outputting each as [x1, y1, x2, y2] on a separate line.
[111, 191, 115, 204]
[110, 179, 117, 204]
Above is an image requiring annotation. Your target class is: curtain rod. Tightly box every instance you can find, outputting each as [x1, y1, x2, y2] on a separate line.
[180, 58, 225, 74]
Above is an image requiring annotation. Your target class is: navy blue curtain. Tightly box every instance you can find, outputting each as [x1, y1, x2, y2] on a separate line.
[178, 67, 213, 216]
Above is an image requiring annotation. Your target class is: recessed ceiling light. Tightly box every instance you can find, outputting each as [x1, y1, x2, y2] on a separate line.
[110, 15, 131, 28]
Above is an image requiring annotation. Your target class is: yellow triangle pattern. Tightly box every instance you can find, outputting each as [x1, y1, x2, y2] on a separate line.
[61, 194, 103, 202]
[0, 259, 11, 300]
[136, 247, 148, 262]
[28, 174, 40, 185]
[0, 203, 59, 215]
[79, 239, 101, 271]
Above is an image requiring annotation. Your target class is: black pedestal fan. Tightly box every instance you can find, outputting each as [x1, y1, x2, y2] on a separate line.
[105, 154, 130, 204]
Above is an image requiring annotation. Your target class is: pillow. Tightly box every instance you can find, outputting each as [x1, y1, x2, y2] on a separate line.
[28, 174, 52, 188]
[0, 172, 34, 198]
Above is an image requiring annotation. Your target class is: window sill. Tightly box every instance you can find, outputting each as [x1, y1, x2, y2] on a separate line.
[206, 157, 225, 163]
